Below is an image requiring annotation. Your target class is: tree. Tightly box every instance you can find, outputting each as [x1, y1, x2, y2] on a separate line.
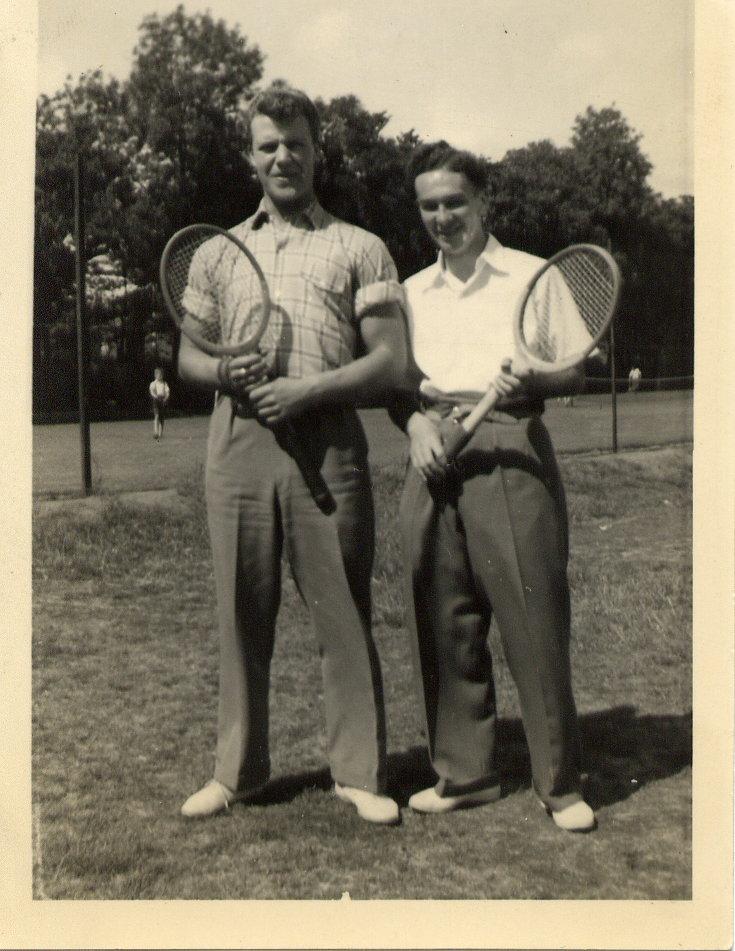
[624, 194, 694, 377]
[34, 71, 135, 415]
[488, 140, 580, 256]
[570, 105, 654, 250]
[316, 96, 430, 279]
[33, 9, 266, 418]
[126, 5, 264, 248]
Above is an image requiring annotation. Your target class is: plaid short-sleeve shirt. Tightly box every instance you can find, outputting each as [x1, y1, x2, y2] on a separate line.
[182, 199, 403, 378]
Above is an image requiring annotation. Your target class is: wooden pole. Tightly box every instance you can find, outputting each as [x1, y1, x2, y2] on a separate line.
[606, 235, 618, 453]
[610, 318, 618, 453]
[74, 152, 92, 495]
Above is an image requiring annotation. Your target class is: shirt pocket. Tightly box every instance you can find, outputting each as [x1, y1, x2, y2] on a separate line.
[300, 261, 355, 368]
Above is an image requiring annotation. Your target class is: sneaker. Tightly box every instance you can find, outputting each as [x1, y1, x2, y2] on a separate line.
[334, 783, 400, 825]
[408, 785, 501, 814]
[541, 798, 596, 832]
[180, 779, 245, 819]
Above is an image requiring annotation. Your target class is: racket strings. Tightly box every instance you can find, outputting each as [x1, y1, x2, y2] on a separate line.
[521, 248, 617, 364]
[526, 291, 556, 363]
[163, 229, 268, 351]
[165, 232, 225, 347]
[556, 250, 615, 338]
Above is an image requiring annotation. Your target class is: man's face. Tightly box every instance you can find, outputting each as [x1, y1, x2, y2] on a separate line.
[414, 169, 486, 259]
[249, 113, 316, 212]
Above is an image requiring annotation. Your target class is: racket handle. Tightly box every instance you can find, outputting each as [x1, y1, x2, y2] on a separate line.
[442, 387, 501, 460]
[280, 423, 336, 514]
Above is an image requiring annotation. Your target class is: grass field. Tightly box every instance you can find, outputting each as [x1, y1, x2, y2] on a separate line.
[32, 388, 692, 498]
[31, 402, 692, 899]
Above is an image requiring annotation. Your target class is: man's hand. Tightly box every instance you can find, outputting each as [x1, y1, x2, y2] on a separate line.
[407, 412, 448, 482]
[248, 376, 315, 426]
[492, 355, 535, 401]
[225, 352, 270, 398]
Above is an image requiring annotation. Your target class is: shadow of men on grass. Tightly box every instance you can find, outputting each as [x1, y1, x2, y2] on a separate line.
[387, 704, 692, 809]
[243, 705, 691, 811]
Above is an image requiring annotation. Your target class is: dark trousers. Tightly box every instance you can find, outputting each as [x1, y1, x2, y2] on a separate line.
[205, 397, 387, 794]
[399, 414, 582, 811]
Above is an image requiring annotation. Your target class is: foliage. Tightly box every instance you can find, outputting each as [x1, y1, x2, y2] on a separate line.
[33, 10, 693, 419]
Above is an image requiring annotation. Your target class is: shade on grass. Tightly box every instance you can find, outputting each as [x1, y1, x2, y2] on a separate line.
[32, 446, 691, 899]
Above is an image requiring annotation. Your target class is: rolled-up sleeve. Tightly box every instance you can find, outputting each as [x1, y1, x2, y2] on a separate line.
[354, 237, 406, 319]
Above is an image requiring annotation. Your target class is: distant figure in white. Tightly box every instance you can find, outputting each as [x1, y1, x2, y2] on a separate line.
[149, 367, 170, 441]
[628, 366, 642, 393]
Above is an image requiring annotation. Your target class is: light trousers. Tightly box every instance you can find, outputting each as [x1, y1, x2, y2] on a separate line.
[205, 396, 387, 794]
[399, 413, 582, 811]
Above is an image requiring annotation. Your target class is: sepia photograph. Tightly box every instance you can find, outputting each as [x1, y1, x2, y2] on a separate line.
[3, 0, 733, 947]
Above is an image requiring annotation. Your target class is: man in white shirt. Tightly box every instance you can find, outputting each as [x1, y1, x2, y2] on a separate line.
[394, 141, 595, 832]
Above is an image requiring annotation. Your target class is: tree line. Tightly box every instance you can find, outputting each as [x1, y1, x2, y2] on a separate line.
[34, 5, 693, 421]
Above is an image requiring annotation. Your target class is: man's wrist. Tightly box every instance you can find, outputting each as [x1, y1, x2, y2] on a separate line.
[406, 410, 432, 437]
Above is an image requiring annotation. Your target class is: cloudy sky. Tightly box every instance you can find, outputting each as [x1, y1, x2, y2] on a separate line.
[37, 0, 694, 197]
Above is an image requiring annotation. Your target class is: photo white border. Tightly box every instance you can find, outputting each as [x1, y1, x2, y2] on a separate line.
[2, 1, 732, 947]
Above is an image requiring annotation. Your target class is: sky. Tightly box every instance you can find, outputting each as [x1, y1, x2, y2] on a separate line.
[37, 0, 694, 197]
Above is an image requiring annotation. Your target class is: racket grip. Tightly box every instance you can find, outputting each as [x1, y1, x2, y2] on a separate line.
[442, 387, 501, 461]
[281, 423, 336, 513]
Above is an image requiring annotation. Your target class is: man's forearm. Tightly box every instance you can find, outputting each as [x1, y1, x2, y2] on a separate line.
[298, 307, 407, 411]
[300, 344, 404, 410]
[178, 336, 220, 391]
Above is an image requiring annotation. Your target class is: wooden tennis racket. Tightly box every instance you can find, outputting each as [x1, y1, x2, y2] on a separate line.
[440, 243, 621, 459]
[160, 224, 334, 511]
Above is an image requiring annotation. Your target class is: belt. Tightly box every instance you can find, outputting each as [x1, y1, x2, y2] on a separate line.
[420, 396, 544, 425]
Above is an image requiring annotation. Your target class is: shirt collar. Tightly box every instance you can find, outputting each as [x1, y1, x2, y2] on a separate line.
[431, 233, 506, 286]
[251, 196, 325, 231]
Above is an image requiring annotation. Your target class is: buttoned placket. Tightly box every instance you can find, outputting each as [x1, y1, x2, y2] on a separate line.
[439, 258, 490, 418]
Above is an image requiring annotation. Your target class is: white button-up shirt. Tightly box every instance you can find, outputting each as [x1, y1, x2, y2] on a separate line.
[403, 234, 591, 397]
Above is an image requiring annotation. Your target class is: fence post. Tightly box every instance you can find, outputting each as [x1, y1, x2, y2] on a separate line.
[610, 319, 618, 453]
[74, 152, 92, 495]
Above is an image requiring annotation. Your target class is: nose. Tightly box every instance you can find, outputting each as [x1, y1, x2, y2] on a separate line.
[274, 142, 292, 166]
[435, 204, 452, 225]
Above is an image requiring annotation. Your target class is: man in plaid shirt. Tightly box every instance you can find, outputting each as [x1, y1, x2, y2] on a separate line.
[178, 86, 406, 824]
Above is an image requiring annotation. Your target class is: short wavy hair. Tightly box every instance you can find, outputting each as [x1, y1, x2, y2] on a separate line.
[245, 85, 321, 151]
[407, 140, 488, 193]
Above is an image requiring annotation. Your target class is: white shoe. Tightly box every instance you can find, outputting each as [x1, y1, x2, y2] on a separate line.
[334, 783, 400, 825]
[543, 798, 596, 832]
[181, 780, 245, 818]
[408, 785, 501, 814]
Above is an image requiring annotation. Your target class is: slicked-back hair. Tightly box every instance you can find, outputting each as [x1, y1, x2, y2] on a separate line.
[245, 85, 321, 151]
[407, 141, 488, 194]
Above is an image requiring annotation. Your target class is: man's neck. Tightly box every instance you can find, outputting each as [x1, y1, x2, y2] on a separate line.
[263, 193, 316, 225]
[443, 232, 488, 283]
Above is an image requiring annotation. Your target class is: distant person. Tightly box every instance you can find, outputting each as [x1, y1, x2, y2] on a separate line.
[628, 366, 642, 393]
[391, 141, 595, 832]
[149, 367, 170, 441]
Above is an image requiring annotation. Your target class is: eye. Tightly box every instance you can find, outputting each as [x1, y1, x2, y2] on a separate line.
[284, 137, 306, 152]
